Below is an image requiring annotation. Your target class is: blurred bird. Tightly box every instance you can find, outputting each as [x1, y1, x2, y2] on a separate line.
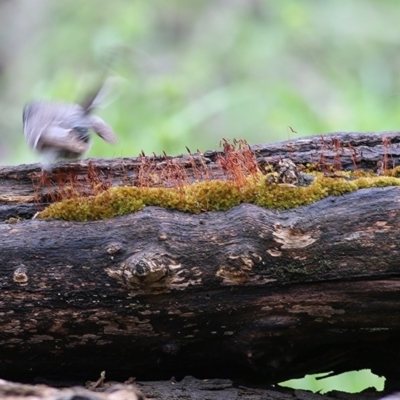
[22, 78, 118, 169]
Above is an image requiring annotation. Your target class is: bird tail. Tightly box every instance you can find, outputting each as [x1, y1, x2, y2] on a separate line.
[80, 46, 126, 114]
[80, 77, 119, 114]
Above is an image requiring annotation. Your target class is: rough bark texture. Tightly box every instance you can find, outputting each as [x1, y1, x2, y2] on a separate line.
[0, 132, 400, 398]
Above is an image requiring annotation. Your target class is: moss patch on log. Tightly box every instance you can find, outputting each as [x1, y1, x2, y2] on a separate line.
[38, 172, 400, 221]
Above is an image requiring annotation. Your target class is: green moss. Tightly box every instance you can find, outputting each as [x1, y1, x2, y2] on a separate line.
[356, 176, 400, 188]
[40, 187, 146, 221]
[39, 171, 400, 221]
[391, 166, 400, 178]
[185, 181, 243, 213]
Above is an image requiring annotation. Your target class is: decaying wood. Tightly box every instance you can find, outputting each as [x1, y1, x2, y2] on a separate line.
[0, 187, 400, 384]
[251, 130, 400, 170]
[0, 132, 400, 395]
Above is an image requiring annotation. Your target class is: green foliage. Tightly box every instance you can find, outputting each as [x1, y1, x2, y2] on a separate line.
[280, 370, 385, 394]
[4, 1, 400, 165]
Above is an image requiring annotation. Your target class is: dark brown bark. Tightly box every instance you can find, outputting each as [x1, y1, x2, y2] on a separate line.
[251, 130, 400, 170]
[0, 132, 399, 395]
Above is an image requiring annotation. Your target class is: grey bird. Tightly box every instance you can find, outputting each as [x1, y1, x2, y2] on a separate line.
[22, 80, 118, 169]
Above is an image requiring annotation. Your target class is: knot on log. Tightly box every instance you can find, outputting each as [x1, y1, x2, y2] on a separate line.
[125, 253, 172, 284]
[106, 251, 202, 292]
[122, 252, 182, 286]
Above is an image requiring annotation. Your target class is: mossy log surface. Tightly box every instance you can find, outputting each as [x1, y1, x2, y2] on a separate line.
[1, 131, 400, 221]
[0, 132, 400, 396]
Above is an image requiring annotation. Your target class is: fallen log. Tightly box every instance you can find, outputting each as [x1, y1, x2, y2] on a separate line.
[0, 132, 399, 393]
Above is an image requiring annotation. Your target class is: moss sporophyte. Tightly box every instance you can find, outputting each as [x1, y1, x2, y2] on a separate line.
[39, 171, 400, 222]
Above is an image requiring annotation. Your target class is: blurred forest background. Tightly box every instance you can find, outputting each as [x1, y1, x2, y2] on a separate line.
[0, 0, 394, 393]
[2, 0, 400, 166]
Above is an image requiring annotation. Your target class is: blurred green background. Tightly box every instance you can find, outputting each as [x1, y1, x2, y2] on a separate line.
[0, 0, 396, 393]
[2, 0, 400, 166]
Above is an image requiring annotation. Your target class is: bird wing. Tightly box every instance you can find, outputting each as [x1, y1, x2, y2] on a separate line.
[90, 115, 118, 143]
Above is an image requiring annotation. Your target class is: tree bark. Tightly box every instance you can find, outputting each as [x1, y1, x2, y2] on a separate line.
[0, 132, 400, 394]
